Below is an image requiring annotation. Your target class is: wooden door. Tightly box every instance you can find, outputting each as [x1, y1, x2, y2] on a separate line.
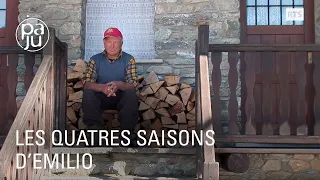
[0, 0, 19, 136]
[240, 0, 315, 135]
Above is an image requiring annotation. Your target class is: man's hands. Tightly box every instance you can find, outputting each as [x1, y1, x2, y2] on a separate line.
[84, 81, 133, 96]
[102, 81, 120, 97]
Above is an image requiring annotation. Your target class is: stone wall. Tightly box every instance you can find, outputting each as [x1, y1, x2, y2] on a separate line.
[18, 0, 84, 63]
[221, 154, 320, 180]
[52, 149, 320, 180]
[17, 0, 85, 99]
[151, 0, 240, 84]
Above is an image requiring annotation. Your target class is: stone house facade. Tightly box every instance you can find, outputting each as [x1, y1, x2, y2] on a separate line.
[14, 0, 320, 179]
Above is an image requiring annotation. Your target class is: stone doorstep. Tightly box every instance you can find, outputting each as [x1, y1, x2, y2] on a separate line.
[52, 147, 196, 155]
[41, 175, 196, 180]
[50, 147, 197, 178]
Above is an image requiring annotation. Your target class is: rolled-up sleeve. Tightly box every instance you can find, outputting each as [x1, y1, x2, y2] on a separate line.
[125, 58, 138, 87]
[82, 58, 97, 84]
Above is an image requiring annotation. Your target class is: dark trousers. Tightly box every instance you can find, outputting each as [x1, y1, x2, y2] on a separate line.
[82, 89, 139, 132]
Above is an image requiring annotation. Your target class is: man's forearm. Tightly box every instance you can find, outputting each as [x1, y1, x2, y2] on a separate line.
[83, 82, 105, 92]
[117, 81, 135, 91]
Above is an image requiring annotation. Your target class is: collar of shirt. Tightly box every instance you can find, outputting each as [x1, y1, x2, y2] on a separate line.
[102, 50, 123, 63]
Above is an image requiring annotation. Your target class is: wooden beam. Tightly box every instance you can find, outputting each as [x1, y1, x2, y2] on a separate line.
[208, 44, 320, 52]
[215, 135, 320, 144]
[198, 25, 209, 55]
[216, 148, 320, 154]
[247, 26, 304, 35]
[0, 47, 42, 54]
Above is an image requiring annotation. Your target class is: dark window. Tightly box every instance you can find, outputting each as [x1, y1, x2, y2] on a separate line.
[247, 0, 304, 26]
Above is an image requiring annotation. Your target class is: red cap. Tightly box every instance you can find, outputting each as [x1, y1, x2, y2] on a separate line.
[103, 27, 123, 39]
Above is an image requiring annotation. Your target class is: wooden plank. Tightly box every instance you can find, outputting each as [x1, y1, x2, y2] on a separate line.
[261, 35, 274, 135]
[6, 54, 18, 134]
[254, 74, 296, 84]
[214, 135, 320, 144]
[24, 53, 35, 91]
[227, 52, 239, 135]
[290, 84, 298, 135]
[254, 84, 262, 134]
[199, 55, 215, 162]
[244, 39, 257, 135]
[277, 35, 291, 135]
[314, 52, 320, 135]
[198, 25, 209, 55]
[247, 26, 304, 35]
[195, 41, 203, 180]
[203, 162, 219, 180]
[295, 51, 307, 135]
[290, 35, 306, 135]
[0, 54, 9, 136]
[216, 148, 320, 154]
[58, 43, 67, 137]
[208, 44, 320, 52]
[304, 0, 315, 44]
[211, 52, 223, 135]
[0, 47, 40, 54]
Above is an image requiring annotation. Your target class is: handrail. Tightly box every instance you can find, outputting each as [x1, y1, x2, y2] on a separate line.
[0, 55, 53, 179]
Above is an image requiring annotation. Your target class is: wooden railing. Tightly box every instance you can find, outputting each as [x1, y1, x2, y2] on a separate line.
[0, 48, 42, 137]
[0, 28, 67, 179]
[0, 55, 54, 179]
[196, 25, 320, 156]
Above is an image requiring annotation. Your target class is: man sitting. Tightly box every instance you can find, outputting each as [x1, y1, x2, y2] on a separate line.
[81, 27, 139, 146]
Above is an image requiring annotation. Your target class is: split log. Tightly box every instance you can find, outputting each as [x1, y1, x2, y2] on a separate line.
[73, 59, 87, 73]
[150, 81, 164, 92]
[165, 75, 180, 86]
[144, 71, 159, 84]
[139, 101, 150, 111]
[154, 87, 169, 101]
[180, 82, 191, 89]
[142, 109, 156, 120]
[179, 87, 192, 105]
[166, 85, 179, 94]
[219, 154, 250, 173]
[165, 94, 180, 106]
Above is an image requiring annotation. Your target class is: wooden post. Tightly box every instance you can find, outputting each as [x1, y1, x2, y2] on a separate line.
[195, 40, 203, 179]
[197, 24, 219, 180]
[59, 42, 68, 134]
[42, 27, 61, 143]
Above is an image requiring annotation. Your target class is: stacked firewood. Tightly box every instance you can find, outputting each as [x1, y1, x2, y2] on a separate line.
[66, 59, 196, 147]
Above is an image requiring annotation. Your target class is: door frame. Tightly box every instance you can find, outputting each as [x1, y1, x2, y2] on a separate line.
[239, 0, 315, 44]
[0, 0, 19, 46]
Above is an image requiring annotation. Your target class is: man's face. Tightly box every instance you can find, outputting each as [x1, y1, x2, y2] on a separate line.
[103, 36, 122, 57]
